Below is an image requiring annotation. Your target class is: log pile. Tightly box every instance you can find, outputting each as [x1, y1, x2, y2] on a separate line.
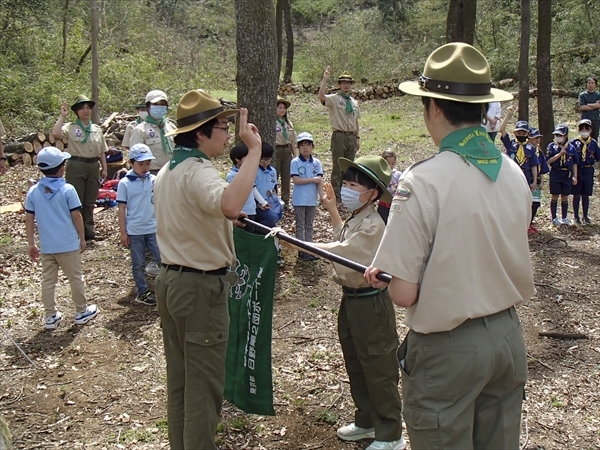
[278, 81, 404, 100]
[4, 131, 67, 167]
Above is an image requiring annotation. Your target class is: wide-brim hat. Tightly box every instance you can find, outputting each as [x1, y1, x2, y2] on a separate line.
[338, 155, 392, 203]
[277, 96, 291, 108]
[166, 90, 239, 136]
[337, 71, 355, 84]
[399, 43, 513, 103]
[71, 94, 95, 112]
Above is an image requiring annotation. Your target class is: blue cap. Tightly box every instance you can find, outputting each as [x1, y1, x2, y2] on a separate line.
[296, 132, 314, 143]
[129, 143, 156, 161]
[528, 127, 542, 138]
[579, 118, 592, 129]
[37, 146, 71, 169]
[514, 120, 529, 132]
[552, 124, 569, 136]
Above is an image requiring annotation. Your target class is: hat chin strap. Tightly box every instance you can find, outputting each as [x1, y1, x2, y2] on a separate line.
[419, 75, 491, 96]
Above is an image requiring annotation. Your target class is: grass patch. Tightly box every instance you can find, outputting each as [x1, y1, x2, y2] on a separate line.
[316, 410, 339, 425]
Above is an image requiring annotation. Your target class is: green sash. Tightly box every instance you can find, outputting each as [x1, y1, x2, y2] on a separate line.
[276, 117, 288, 141]
[225, 228, 278, 416]
[168, 145, 209, 170]
[339, 92, 355, 114]
[439, 126, 502, 181]
[75, 119, 92, 143]
[145, 115, 174, 155]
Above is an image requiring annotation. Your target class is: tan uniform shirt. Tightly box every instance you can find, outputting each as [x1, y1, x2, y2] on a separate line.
[324, 93, 361, 133]
[327, 204, 385, 289]
[0, 119, 6, 138]
[154, 157, 235, 270]
[129, 120, 176, 171]
[373, 152, 535, 334]
[121, 119, 140, 148]
[61, 122, 108, 158]
[275, 119, 297, 146]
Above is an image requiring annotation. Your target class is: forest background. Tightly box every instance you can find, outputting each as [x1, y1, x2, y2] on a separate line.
[0, 0, 599, 135]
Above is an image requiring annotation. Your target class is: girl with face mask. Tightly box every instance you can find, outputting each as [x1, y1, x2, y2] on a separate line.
[546, 124, 578, 226]
[570, 119, 600, 224]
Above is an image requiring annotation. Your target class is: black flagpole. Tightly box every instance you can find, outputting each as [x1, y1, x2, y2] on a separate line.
[239, 217, 392, 284]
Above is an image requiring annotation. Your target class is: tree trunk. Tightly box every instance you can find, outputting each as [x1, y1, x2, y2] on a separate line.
[276, 0, 284, 80]
[518, 0, 530, 122]
[446, 0, 477, 45]
[91, 0, 100, 124]
[537, 0, 554, 149]
[235, 0, 278, 148]
[283, 0, 294, 84]
[61, 0, 69, 64]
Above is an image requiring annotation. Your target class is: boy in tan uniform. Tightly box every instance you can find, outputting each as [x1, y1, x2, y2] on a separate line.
[52, 95, 108, 240]
[319, 67, 361, 201]
[154, 90, 262, 450]
[366, 43, 535, 449]
[129, 89, 176, 174]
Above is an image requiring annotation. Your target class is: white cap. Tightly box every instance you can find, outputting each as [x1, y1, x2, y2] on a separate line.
[145, 90, 168, 104]
[296, 132, 314, 143]
[129, 143, 156, 161]
[37, 147, 71, 169]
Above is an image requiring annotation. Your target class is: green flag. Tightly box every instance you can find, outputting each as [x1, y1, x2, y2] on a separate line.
[225, 227, 278, 416]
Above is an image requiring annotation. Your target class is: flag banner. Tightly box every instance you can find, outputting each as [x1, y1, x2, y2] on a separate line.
[224, 227, 278, 416]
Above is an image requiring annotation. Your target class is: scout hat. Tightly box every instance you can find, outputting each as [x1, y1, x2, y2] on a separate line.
[337, 71, 355, 84]
[277, 96, 291, 108]
[579, 118, 593, 129]
[296, 132, 314, 143]
[146, 90, 168, 105]
[529, 127, 542, 138]
[129, 143, 156, 162]
[37, 146, 71, 169]
[166, 90, 239, 136]
[71, 94, 95, 112]
[514, 120, 529, 132]
[399, 43, 513, 103]
[553, 124, 569, 135]
[338, 155, 393, 203]
[135, 102, 146, 109]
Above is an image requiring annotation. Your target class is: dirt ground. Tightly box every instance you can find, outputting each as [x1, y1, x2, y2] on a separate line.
[1, 155, 600, 450]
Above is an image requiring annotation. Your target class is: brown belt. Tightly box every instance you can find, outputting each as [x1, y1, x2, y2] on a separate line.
[69, 156, 99, 163]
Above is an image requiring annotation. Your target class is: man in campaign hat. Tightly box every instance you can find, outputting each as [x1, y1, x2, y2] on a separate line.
[153, 89, 262, 450]
[366, 43, 535, 449]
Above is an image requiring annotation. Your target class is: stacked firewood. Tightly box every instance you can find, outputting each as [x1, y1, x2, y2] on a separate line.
[278, 81, 404, 101]
[3, 131, 67, 167]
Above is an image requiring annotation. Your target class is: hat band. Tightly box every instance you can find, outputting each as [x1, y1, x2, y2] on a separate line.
[418, 76, 491, 96]
[177, 106, 225, 128]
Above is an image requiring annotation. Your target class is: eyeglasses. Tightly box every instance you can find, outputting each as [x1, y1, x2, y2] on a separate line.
[213, 125, 231, 133]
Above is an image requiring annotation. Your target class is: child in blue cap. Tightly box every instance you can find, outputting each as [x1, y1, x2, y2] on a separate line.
[117, 143, 162, 305]
[25, 147, 98, 330]
[570, 119, 600, 224]
[527, 127, 549, 234]
[546, 124, 578, 226]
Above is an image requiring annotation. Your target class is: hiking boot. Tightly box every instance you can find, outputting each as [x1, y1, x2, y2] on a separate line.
[44, 312, 62, 330]
[584, 216, 592, 224]
[74, 305, 98, 325]
[366, 437, 407, 450]
[562, 217, 573, 226]
[552, 218, 562, 227]
[145, 261, 160, 277]
[135, 289, 157, 306]
[336, 423, 375, 441]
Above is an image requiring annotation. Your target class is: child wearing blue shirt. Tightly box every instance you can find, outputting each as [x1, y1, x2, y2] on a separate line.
[25, 147, 98, 330]
[528, 127, 549, 234]
[571, 119, 600, 224]
[291, 132, 324, 261]
[254, 142, 281, 229]
[499, 107, 539, 188]
[546, 124, 578, 226]
[117, 143, 161, 305]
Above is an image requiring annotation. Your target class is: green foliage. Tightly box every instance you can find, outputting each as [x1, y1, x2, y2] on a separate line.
[316, 409, 338, 425]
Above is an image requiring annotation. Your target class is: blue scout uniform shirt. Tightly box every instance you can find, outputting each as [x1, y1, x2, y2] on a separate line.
[116, 170, 158, 235]
[25, 177, 82, 254]
[536, 147, 550, 175]
[546, 141, 578, 171]
[226, 166, 257, 215]
[570, 136, 600, 166]
[500, 134, 540, 180]
[579, 90, 600, 121]
[290, 154, 323, 207]
[255, 165, 278, 199]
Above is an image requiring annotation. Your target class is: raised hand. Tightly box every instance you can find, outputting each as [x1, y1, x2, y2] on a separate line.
[238, 108, 262, 152]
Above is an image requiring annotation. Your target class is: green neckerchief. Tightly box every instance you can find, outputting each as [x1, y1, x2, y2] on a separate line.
[276, 117, 288, 141]
[439, 126, 502, 181]
[169, 145, 209, 170]
[145, 115, 174, 156]
[75, 119, 92, 143]
[339, 92, 355, 114]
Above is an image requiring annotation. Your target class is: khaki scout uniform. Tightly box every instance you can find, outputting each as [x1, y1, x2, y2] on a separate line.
[274, 118, 297, 205]
[373, 152, 535, 449]
[154, 156, 234, 450]
[121, 119, 141, 148]
[326, 205, 403, 442]
[61, 122, 108, 238]
[129, 120, 176, 172]
[324, 93, 360, 200]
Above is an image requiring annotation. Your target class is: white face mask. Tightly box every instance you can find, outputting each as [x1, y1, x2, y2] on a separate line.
[341, 187, 373, 211]
[555, 136, 565, 144]
[138, 111, 148, 120]
[580, 131, 590, 139]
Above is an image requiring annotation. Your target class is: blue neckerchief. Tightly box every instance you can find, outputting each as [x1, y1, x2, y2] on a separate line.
[125, 169, 150, 181]
[37, 177, 66, 199]
[259, 165, 274, 172]
[298, 154, 314, 163]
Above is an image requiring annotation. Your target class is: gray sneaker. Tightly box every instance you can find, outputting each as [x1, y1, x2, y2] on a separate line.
[337, 423, 375, 441]
[45, 312, 63, 330]
[562, 217, 573, 226]
[74, 305, 98, 325]
[552, 218, 562, 227]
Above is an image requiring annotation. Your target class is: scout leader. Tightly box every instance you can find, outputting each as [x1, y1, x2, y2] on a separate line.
[366, 43, 535, 450]
[52, 95, 109, 241]
[319, 67, 361, 202]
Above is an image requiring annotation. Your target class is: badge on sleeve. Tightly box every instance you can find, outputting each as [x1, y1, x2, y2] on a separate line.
[394, 181, 413, 201]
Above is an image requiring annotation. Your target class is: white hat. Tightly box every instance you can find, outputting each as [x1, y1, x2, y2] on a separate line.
[145, 90, 168, 104]
[129, 143, 156, 161]
[296, 132, 314, 143]
[37, 147, 71, 169]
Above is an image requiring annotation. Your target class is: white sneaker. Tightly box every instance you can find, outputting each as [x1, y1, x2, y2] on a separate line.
[562, 217, 573, 226]
[552, 218, 563, 227]
[74, 305, 98, 325]
[366, 437, 407, 450]
[336, 423, 375, 441]
[45, 312, 62, 330]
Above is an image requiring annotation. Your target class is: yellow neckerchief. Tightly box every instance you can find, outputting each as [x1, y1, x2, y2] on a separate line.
[515, 142, 526, 166]
[554, 140, 567, 164]
[578, 135, 591, 161]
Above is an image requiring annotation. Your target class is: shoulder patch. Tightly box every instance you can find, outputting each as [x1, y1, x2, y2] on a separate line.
[394, 181, 412, 201]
